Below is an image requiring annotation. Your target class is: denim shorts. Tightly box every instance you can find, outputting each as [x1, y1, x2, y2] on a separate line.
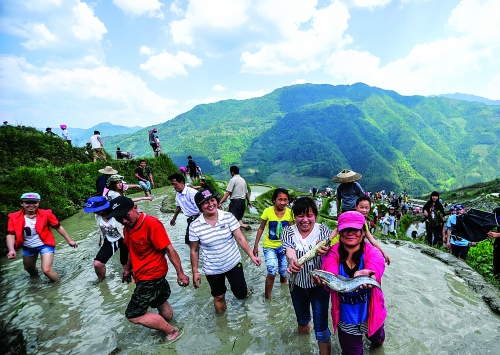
[290, 285, 331, 343]
[138, 181, 151, 192]
[263, 246, 288, 277]
[22, 245, 55, 257]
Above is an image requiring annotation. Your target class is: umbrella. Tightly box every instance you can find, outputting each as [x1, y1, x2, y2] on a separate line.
[451, 209, 499, 243]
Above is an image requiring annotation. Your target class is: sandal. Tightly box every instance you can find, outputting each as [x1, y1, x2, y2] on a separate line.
[165, 327, 185, 345]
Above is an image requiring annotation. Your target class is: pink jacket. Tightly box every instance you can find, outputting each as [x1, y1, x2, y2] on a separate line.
[322, 242, 387, 337]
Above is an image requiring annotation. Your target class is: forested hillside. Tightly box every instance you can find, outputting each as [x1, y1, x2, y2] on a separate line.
[104, 83, 500, 194]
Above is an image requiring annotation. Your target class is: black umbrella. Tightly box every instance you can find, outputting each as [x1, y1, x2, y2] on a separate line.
[451, 209, 499, 243]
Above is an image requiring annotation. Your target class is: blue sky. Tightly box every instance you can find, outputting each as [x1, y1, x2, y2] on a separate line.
[1, 0, 499, 129]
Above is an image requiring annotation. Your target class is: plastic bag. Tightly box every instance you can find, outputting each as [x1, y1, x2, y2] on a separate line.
[249, 206, 258, 215]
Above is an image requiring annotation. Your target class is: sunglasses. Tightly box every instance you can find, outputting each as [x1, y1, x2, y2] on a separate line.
[23, 201, 39, 205]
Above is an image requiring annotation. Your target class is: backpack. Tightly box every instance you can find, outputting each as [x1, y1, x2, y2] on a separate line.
[428, 210, 443, 228]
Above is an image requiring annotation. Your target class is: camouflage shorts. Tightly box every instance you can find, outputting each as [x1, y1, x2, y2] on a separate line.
[125, 277, 171, 319]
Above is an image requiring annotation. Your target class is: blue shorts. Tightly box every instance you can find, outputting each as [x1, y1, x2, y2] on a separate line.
[263, 246, 288, 277]
[22, 245, 55, 257]
[138, 181, 151, 192]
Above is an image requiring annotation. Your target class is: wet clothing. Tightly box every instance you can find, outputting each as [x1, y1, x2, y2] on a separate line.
[123, 213, 171, 282]
[205, 262, 248, 299]
[125, 277, 171, 319]
[336, 182, 365, 213]
[7, 209, 61, 249]
[94, 215, 128, 265]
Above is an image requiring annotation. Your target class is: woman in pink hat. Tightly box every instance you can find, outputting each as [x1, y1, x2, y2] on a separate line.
[6, 192, 78, 282]
[319, 211, 386, 355]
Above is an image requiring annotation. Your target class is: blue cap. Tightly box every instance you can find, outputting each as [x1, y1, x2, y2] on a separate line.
[455, 203, 465, 210]
[84, 196, 110, 213]
[20, 192, 41, 201]
[449, 205, 456, 211]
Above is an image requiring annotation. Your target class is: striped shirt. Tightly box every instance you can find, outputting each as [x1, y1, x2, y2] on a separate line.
[189, 210, 241, 275]
[281, 223, 331, 289]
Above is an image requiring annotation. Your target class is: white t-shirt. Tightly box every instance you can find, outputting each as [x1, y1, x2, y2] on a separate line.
[95, 215, 122, 242]
[23, 216, 44, 248]
[90, 134, 101, 149]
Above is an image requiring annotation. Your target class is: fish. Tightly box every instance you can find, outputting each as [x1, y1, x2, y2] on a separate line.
[310, 269, 382, 293]
[289, 237, 331, 292]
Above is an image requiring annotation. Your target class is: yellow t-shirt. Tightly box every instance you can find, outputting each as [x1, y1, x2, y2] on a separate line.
[261, 206, 294, 249]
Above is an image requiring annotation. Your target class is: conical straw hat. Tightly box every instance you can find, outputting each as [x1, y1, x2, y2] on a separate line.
[332, 169, 362, 183]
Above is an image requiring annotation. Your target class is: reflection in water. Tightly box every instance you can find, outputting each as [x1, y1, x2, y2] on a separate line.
[1, 187, 499, 354]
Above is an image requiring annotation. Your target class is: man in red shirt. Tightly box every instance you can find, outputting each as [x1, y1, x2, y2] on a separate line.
[107, 196, 189, 343]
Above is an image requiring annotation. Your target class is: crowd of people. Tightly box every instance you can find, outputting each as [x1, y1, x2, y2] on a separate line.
[5, 159, 500, 353]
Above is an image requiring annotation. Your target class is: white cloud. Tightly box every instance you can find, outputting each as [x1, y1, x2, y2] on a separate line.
[140, 51, 202, 80]
[21, 23, 57, 50]
[72, 2, 107, 41]
[291, 79, 307, 85]
[169, 0, 184, 16]
[350, 0, 392, 9]
[113, 0, 164, 19]
[235, 88, 271, 100]
[169, 0, 249, 44]
[241, 0, 352, 74]
[140, 46, 152, 55]
[0, 55, 177, 117]
[212, 84, 226, 92]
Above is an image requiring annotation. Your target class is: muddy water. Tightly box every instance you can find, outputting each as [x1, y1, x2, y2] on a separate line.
[1, 187, 499, 354]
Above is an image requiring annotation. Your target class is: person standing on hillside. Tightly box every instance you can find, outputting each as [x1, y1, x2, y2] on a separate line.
[487, 207, 500, 280]
[107, 196, 189, 343]
[445, 203, 476, 260]
[219, 166, 252, 230]
[148, 128, 159, 158]
[423, 191, 445, 246]
[333, 169, 365, 215]
[187, 156, 197, 182]
[60, 124, 71, 145]
[168, 173, 200, 245]
[90, 130, 107, 163]
[134, 160, 154, 198]
[6, 192, 78, 282]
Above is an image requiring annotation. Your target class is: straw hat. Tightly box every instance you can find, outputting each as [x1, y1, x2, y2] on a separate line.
[332, 169, 362, 183]
[98, 166, 118, 175]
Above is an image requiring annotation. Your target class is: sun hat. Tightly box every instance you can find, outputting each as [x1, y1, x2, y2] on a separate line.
[84, 196, 110, 213]
[337, 211, 366, 231]
[107, 196, 135, 219]
[98, 166, 118, 175]
[106, 174, 126, 187]
[332, 169, 362, 183]
[194, 189, 219, 209]
[20, 192, 41, 202]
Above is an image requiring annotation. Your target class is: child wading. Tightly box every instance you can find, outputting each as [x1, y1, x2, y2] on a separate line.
[253, 188, 294, 299]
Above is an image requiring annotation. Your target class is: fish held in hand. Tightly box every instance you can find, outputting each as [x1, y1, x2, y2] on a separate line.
[310, 269, 382, 293]
[289, 237, 331, 291]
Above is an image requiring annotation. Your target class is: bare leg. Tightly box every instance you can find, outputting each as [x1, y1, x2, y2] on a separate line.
[238, 220, 249, 229]
[265, 274, 276, 299]
[298, 323, 310, 334]
[40, 253, 60, 282]
[128, 311, 176, 335]
[94, 260, 106, 282]
[158, 301, 173, 321]
[214, 294, 227, 313]
[318, 339, 332, 355]
[280, 275, 288, 283]
[23, 255, 39, 276]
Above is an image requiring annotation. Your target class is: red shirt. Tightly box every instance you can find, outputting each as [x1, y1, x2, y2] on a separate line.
[124, 213, 171, 282]
[7, 209, 60, 249]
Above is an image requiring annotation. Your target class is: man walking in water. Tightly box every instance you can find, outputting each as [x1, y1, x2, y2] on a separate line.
[219, 166, 252, 230]
[107, 196, 189, 343]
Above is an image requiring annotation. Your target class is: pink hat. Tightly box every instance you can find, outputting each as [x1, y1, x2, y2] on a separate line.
[60, 124, 67, 129]
[338, 211, 365, 231]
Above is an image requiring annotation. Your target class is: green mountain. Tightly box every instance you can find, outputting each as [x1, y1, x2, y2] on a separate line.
[104, 83, 500, 195]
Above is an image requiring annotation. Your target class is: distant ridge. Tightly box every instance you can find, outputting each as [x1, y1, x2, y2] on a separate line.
[436, 93, 500, 106]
